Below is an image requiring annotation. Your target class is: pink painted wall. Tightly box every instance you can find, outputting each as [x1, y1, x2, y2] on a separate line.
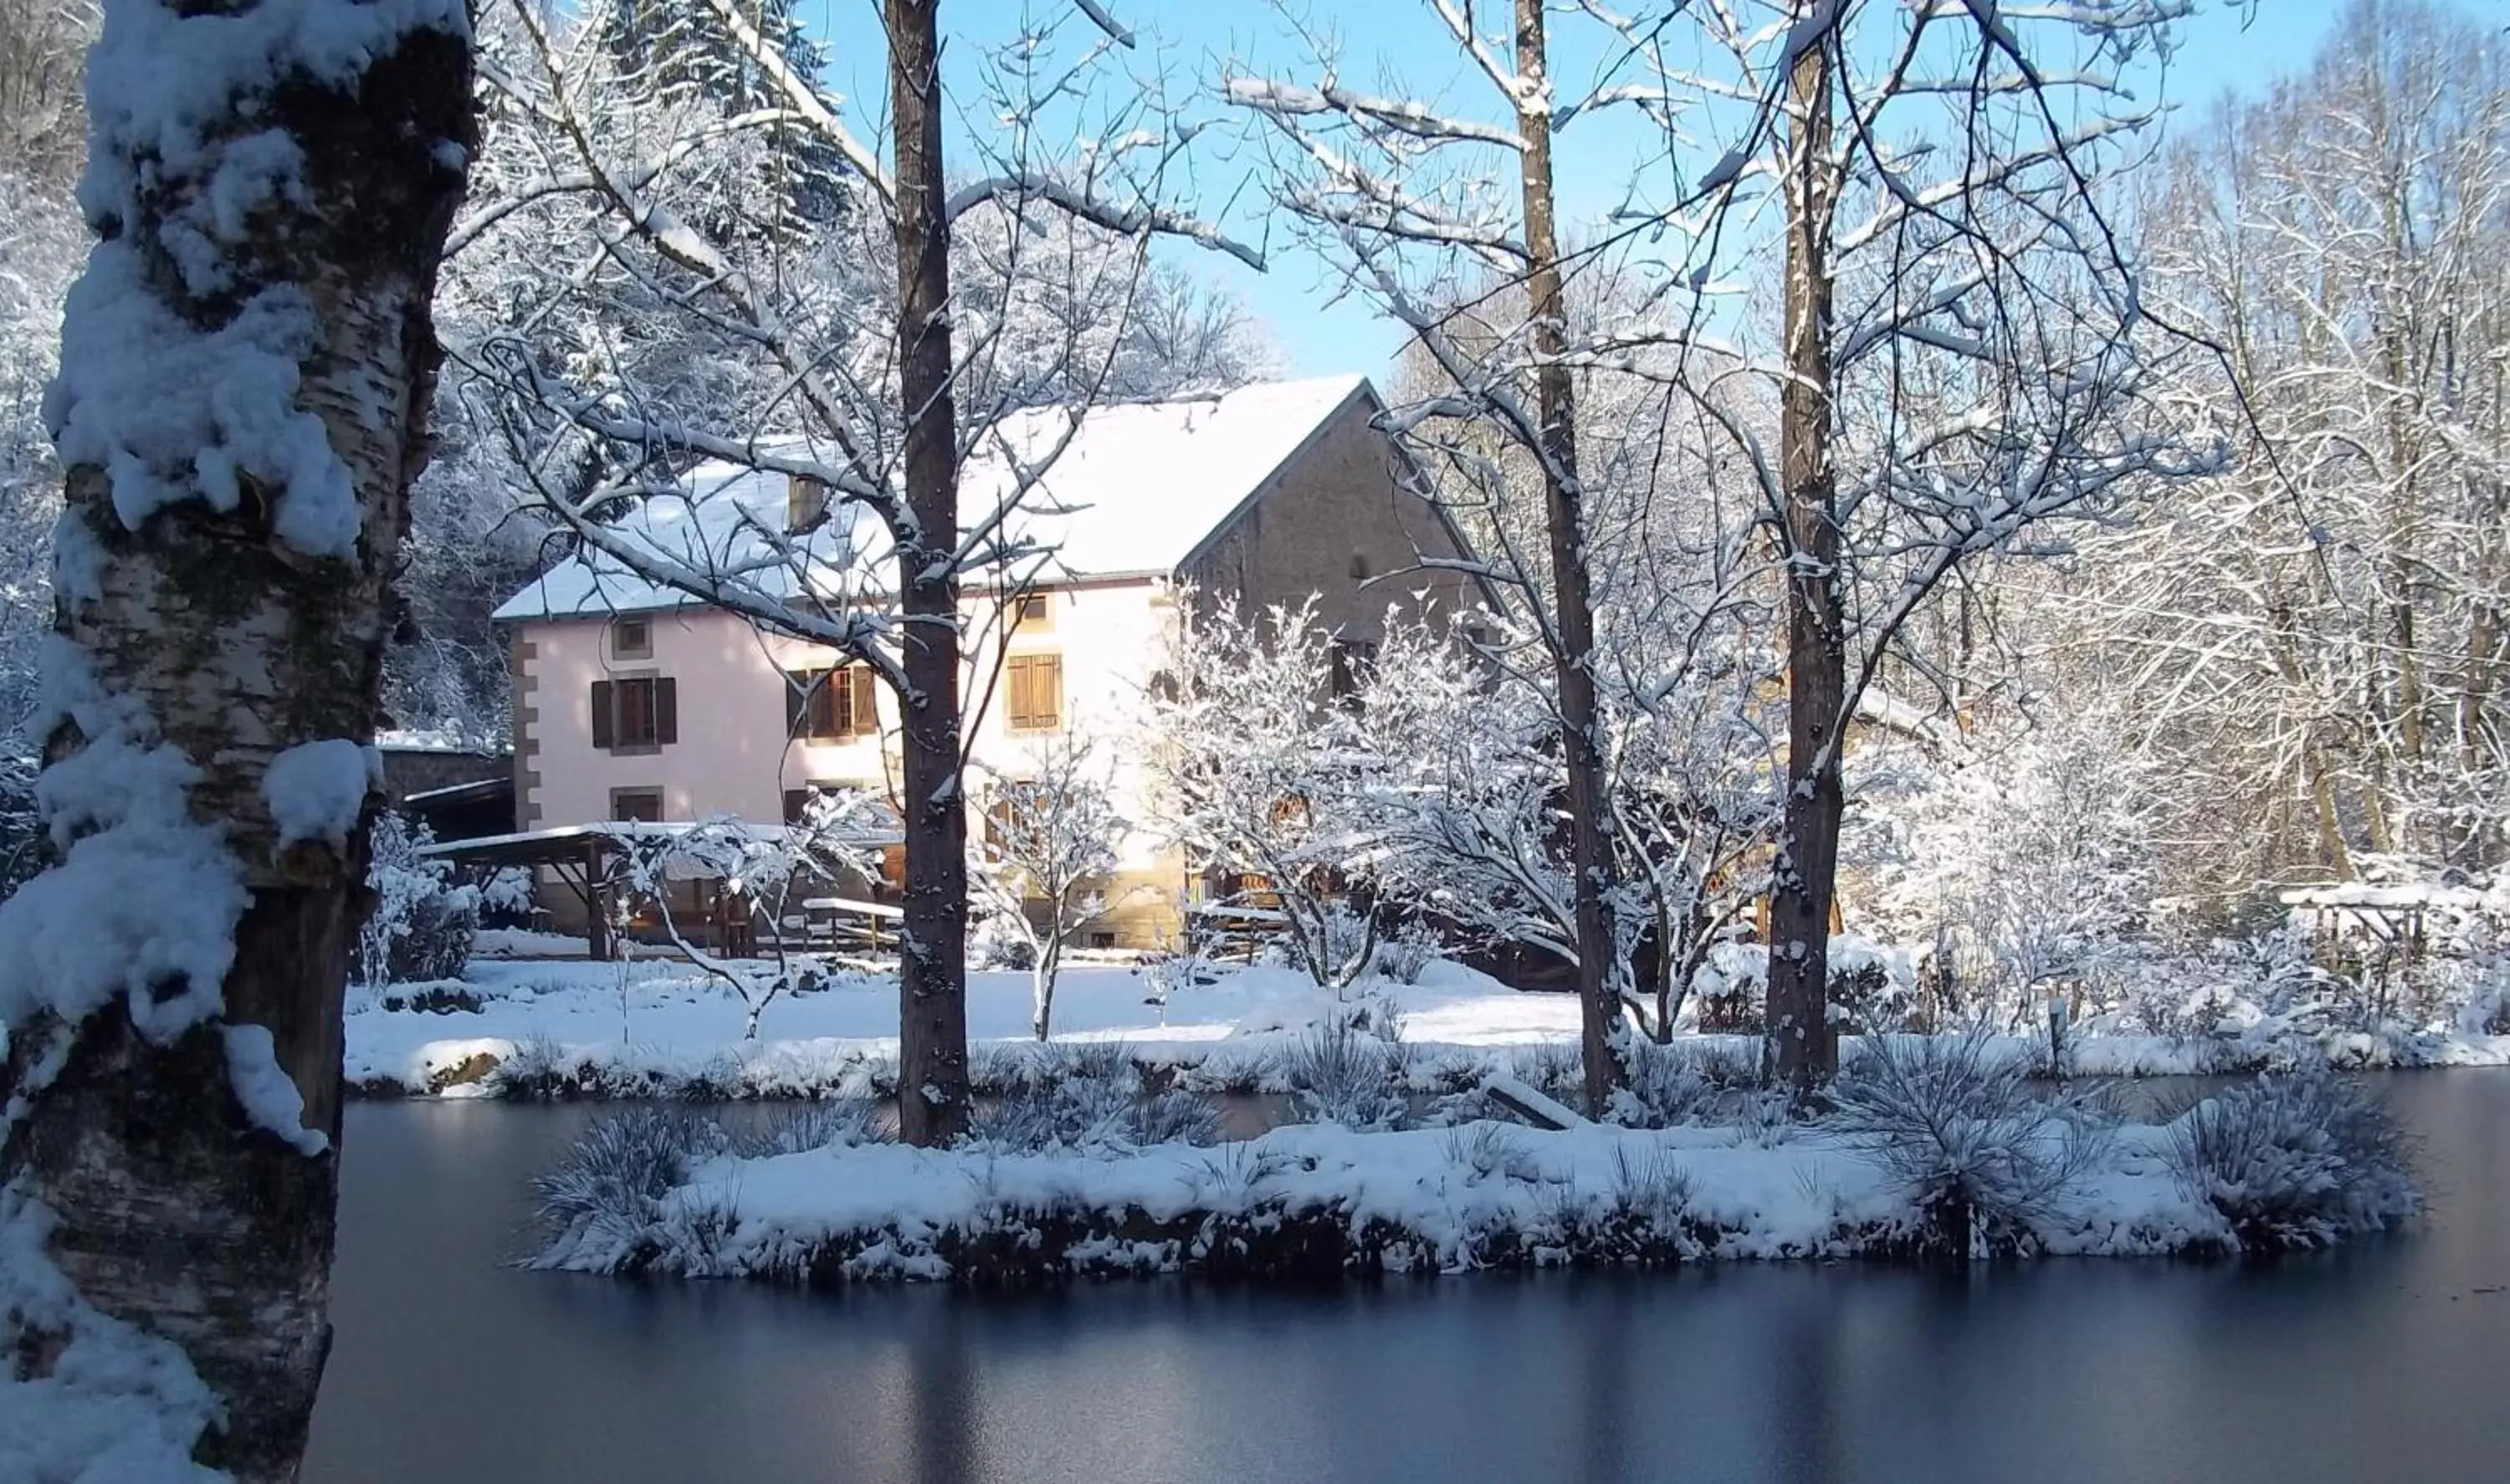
[515, 581, 1174, 840]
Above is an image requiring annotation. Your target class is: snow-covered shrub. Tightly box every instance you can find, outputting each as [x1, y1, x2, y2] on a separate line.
[1826, 1031, 2113, 1254]
[1284, 1019, 1406, 1128]
[479, 866, 536, 922]
[967, 909, 1037, 970]
[960, 1060, 1222, 1153]
[1608, 1039, 1723, 1128]
[1141, 908, 1224, 1006]
[532, 1110, 729, 1263]
[1133, 1089, 1225, 1147]
[359, 810, 479, 984]
[751, 1098, 893, 1154]
[1372, 919, 1442, 985]
[1691, 936, 1915, 1033]
[2162, 1069, 2417, 1250]
[1511, 1043, 1585, 1106]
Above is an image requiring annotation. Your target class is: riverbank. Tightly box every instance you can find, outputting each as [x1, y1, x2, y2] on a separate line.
[344, 956, 2510, 1101]
[524, 1067, 2418, 1285]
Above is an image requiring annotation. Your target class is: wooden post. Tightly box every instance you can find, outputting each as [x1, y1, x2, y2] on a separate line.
[586, 839, 612, 961]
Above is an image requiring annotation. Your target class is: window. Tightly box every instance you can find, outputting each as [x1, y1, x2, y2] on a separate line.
[610, 787, 663, 822]
[1087, 931, 1117, 950]
[1006, 653, 1063, 731]
[1011, 591, 1053, 634]
[1328, 638, 1378, 708]
[611, 617, 652, 660]
[1350, 552, 1372, 581]
[786, 473, 829, 533]
[590, 676, 676, 751]
[788, 664, 879, 741]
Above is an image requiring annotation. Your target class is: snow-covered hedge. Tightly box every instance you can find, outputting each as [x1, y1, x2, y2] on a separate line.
[525, 1070, 2418, 1284]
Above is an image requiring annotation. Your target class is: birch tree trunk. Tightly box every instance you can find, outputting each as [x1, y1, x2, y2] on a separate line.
[887, 0, 971, 1145]
[1514, 0, 1621, 1115]
[1765, 14, 1844, 1093]
[0, 3, 473, 1477]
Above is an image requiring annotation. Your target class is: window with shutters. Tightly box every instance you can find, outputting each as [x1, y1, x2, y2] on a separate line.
[788, 664, 879, 741]
[611, 787, 663, 822]
[1005, 654, 1062, 731]
[591, 675, 675, 753]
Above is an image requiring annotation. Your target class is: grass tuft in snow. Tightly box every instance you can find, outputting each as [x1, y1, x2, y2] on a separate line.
[1826, 1030, 2116, 1255]
[2160, 1067, 2418, 1251]
[958, 1062, 1220, 1154]
[1283, 1019, 1406, 1129]
[531, 1110, 726, 1266]
[737, 1098, 893, 1157]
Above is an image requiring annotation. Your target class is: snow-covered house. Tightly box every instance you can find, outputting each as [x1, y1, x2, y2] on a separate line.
[492, 375, 1482, 948]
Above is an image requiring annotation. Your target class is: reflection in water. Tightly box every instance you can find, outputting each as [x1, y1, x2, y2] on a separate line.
[307, 1075, 2510, 1484]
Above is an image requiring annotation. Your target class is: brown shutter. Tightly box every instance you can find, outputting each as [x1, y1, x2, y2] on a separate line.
[786, 672, 807, 736]
[851, 663, 880, 734]
[1038, 657, 1062, 728]
[783, 789, 807, 824]
[590, 680, 614, 750]
[655, 677, 679, 745]
[1007, 657, 1033, 727]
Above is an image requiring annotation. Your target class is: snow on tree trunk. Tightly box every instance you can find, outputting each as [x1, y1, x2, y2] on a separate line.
[0, 3, 473, 1477]
[887, 0, 970, 1147]
[1765, 8, 1842, 1094]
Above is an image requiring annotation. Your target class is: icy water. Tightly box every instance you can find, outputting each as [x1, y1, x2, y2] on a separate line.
[305, 1073, 2510, 1484]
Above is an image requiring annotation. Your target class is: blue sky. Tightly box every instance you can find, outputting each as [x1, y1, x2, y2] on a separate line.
[794, 1, 2461, 381]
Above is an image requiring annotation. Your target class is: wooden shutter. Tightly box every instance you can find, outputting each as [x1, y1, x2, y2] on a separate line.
[1035, 657, 1061, 729]
[783, 788, 808, 824]
[785, 672, 808, 736]
[1007, 656, 1036, 728]
[590, 680, 614, 750]
[850, 663, 880, 734]
[655, 677, 679, 745]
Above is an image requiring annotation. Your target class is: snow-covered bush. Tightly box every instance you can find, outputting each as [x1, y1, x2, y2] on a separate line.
[533, 1110, 730, 1262]
[2162, 1069, 2417, 1251]
[959, 1067, 1222, 1153]
[1607, 1039, 1724, 1128]
[967, 910, 1037, 970]
[1849, 718, 2162, 1031]
[1826, 1031, 2113, 1254]
[359, 810, 479, 985]
[1691, 935, 1915, 1033]
[742, 1098, 893, 1156]
[1284, 1019, 1406, 1129]
[1135, 901, 1226, 1010]
[1371, 918, 1442, 985]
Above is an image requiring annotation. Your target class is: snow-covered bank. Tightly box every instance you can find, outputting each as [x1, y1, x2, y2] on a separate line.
[525, 1060, 2420, 1284]
[343, 956, 2510, 1100]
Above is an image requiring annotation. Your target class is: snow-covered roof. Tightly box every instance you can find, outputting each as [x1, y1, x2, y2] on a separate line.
[494, 375, 1373, 622]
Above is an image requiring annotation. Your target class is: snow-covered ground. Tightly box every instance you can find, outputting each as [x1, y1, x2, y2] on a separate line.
[344, 954, 2510, 1098]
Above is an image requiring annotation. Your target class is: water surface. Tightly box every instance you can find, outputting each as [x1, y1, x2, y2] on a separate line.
[305, 1074, 2510, 1483]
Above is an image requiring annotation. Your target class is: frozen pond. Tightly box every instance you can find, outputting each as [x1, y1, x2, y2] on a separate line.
[305, 1073, 2510, 1484]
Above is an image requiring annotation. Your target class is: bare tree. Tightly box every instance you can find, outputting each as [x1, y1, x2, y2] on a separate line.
[0, 2, 472, 1476]
[458, 0, 1257, 1144]
[1234, 1, 2206, 1092]
[968, 729, 1136, 1040]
